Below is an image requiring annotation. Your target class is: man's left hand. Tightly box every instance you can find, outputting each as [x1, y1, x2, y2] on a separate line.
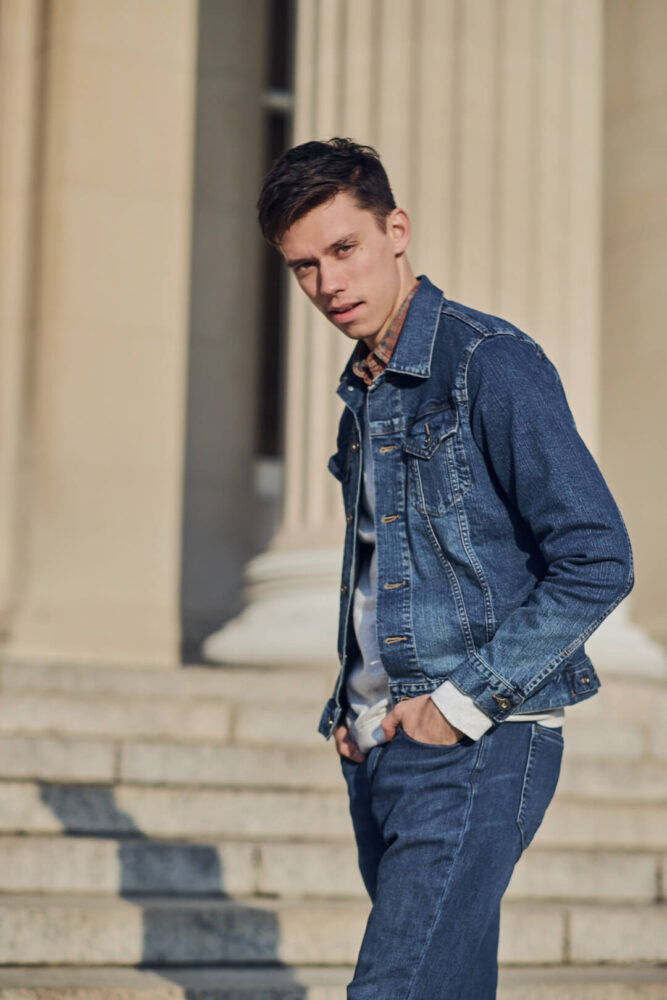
[381, 693, 464, 745]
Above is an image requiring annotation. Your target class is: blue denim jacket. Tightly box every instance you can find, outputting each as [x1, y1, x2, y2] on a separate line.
[319, 276, 634, 739]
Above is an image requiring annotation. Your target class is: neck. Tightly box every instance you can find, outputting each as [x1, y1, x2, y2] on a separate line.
[363, 259, 417, 352]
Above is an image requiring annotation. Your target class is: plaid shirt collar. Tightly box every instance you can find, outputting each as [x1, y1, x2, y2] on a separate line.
[351, 279, 421, 386]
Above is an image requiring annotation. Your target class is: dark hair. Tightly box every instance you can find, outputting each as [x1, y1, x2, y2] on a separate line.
[257, 137, 396, 247]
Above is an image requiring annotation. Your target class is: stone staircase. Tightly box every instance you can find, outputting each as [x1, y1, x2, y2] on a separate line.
[0, 657, 665, 998]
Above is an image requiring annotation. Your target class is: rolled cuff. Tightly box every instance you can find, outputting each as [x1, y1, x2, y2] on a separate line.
[430, 680, 493, 741]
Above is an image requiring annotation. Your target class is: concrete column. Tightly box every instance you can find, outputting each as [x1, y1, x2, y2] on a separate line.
[0, 0, 46, 638]
[180, 0, 268, 658]
[600, 0, 667, 650]
[2, 0, 199, 666]
[205, 0, 646, 671]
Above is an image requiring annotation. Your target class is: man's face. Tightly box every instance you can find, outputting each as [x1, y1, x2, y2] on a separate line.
[279, 191, 411, 350]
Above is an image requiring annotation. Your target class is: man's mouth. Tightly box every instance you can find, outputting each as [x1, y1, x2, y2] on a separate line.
[329, 302, 362, 322]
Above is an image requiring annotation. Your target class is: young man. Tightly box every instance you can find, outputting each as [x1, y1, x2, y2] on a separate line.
[257, 139, 633, 999]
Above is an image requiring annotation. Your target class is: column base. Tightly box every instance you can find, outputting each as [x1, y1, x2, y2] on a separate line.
[586, 600, 666, 681]
[2, 600, 180, 668]
[202, 547, 341, 670]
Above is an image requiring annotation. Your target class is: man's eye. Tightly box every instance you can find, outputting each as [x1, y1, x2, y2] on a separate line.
[337, 244, 353, 255]
[295, 263, 312, 275]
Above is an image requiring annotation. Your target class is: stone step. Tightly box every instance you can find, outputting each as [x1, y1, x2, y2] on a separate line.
[0, 736, 117, 783]
[0, 895, 665, 966]
[0, 693, 235, 743]
[0, 965, 665, 1000]
[0, 691, 327, 749]
[2, 781, 666, 847]
[3, 665, 666, 757]
[556, 758, 667, 803]
[0, 781, 352, 841]
[4, 662, 665, 723]
[2, 733, 665, 802]
[0, 835, 663, 903]
[2, 690, 666, 767]
[0, 661, 336, 704]
[0, 735, 342, 790]
[118, 740, 342, 791]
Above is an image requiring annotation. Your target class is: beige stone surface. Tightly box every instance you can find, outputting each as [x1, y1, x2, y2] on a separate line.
[535, 799, 667, 850]
[0, 692, 232, 741]
[498, 902, 565, 965]
[0, 660, 334, 702]
[0, 782, 352, 841]
[0, 735, 115, 782]
[0, 836, 256, 897]
[120, 741, 341, 791]
[2, 0, 198, 666]
[602, 0, 667, 647]
[570, 902, 667, 963]
[508, 848, 658, 903]
[0, 0, 44, 634]
[562, 717, 646, 761]
[0, 965, 665, 1000]
[234, 701, 325, 748]
[557, 757, 667, 802]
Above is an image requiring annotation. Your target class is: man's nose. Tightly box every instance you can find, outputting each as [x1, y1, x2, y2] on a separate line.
[319, 261, 345, 297]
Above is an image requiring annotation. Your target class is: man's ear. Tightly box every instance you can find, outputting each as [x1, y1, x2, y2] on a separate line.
[389, 208, 411, 257]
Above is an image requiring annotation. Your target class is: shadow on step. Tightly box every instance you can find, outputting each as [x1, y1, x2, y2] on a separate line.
[38, 783, 308, 998]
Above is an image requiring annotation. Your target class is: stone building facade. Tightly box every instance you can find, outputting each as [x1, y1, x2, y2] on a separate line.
[1, 0, 665, 672]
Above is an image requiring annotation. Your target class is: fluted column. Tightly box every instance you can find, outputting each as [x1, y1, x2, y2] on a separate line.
[2, 0, 199, 666]
[206, 0, 645, 671]
[0, 0, 45, 638]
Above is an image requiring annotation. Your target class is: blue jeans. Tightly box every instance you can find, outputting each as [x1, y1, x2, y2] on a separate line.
[341, 721, 563, 1000]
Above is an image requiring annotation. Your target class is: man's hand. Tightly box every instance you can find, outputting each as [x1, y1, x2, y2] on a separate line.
[333, 723, 366, 762]
[381, 693, 464, 745]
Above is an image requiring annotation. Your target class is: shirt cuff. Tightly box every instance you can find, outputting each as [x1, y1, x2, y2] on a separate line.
[430, 681, 494, 741]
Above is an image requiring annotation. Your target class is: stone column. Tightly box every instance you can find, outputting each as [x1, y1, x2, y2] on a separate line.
[601, 0, 667, 650]
[0, 0, 45, 639]
[2, 0, 199, 666]
[205, 0, 650, 670]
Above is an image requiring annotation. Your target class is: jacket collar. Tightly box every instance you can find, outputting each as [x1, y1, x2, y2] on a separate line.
[385, 275, 443, 378]
[338, 275, 443, 386]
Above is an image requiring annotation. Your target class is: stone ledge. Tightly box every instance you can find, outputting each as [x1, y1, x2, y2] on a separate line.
[0, 896, 665, 967]
[0, 964, 665, 1000]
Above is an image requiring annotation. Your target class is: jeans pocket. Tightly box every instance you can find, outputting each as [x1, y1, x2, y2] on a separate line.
[517, 723, 563, 851]
[396, 723, 470, 751]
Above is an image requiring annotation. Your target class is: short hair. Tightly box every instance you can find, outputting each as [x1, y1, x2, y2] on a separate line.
[257, 137, 396, 247]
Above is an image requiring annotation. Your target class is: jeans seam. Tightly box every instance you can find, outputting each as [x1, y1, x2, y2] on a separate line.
[516, 723, 539, 852]
[404, 733, 487, 1000]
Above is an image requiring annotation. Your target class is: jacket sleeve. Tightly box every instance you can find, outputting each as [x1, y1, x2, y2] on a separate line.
[442, 333, 634, 724]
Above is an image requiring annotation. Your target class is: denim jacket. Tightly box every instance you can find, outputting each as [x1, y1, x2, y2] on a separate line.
[319, 276, 634, 739]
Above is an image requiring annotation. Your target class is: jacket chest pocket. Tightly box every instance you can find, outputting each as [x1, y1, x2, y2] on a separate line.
[403, 406, 470, 516]
[328, 449, 349, 483]
[328, 433, 358, 485]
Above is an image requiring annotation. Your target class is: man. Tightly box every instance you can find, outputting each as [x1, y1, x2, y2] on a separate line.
[257, 138, 633, 999]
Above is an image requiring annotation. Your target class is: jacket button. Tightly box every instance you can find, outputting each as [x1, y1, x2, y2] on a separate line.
[492, 695, 511, 711]
[346, 513, 354, 524]
[351, 441, 360, 452]
[581, 675, 590, 685]
[340, 584, 348, 595]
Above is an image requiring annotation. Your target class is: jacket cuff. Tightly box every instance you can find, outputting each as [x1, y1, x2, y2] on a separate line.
[445, 655, 524, 722]
[430, 681, 494, 740]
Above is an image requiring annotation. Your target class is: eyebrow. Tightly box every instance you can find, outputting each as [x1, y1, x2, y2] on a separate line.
[286, 232, 359, 270]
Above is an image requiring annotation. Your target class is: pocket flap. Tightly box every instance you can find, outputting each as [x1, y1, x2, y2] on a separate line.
[403, 407, 458, 458]
[328, 451, 346, 482]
